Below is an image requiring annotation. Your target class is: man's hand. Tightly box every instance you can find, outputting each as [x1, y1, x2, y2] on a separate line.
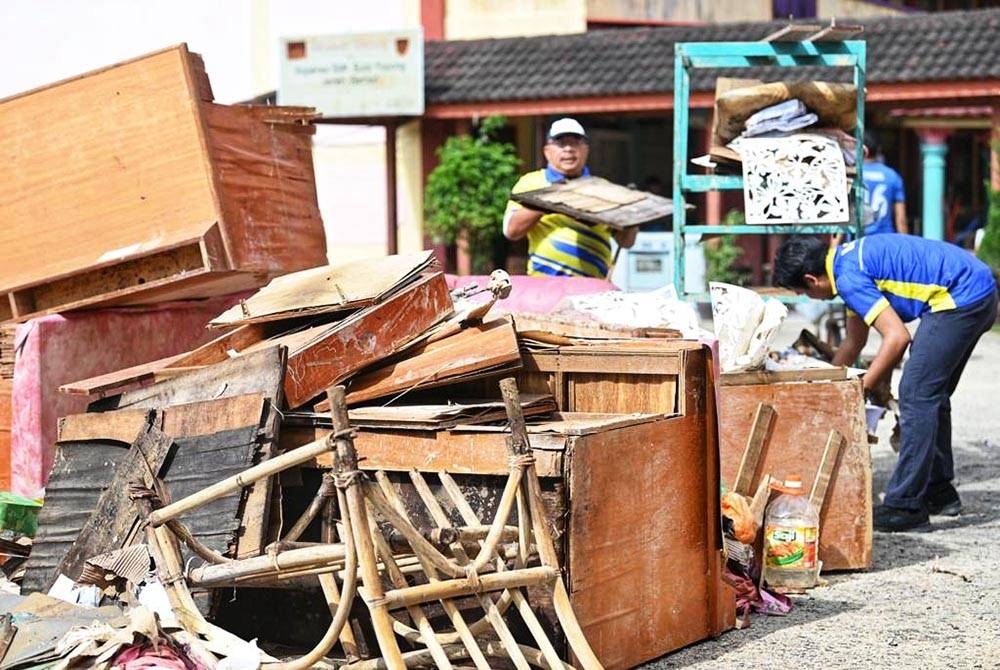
[865, 382, 893, 408]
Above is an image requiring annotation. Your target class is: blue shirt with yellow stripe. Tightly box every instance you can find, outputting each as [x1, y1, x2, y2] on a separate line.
[503, 167, 614, 278]
[827, 235, 997, 325]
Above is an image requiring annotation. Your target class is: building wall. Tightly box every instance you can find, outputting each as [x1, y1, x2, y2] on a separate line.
[818, 0, 904, 18]
[587, 0, 770, 23]
[445, 0, 586, 39]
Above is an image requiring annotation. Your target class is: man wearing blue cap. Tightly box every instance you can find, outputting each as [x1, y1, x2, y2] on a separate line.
[503, 118, 636, 278]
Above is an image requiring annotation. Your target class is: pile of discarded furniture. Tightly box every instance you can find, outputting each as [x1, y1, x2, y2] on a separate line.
[0, 45, 738, 669]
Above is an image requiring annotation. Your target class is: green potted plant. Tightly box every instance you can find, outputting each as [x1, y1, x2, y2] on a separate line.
[424, 115, 520, 274]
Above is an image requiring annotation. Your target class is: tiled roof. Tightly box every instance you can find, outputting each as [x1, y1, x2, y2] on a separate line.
[424, 8, 1000, 104]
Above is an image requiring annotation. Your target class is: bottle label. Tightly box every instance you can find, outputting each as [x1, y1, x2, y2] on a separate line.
[764, 523, 818, 569]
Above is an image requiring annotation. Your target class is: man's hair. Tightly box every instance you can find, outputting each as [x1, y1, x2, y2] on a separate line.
[863, 129, 881, 156]
[773, 236, 828, 289]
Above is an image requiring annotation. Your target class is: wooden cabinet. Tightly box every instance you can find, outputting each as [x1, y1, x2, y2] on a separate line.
[719, 375, 873, 570]
[0, 45, 326, 323]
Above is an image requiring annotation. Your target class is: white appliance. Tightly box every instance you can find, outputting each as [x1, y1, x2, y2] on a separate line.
[610, 232, 706, 294]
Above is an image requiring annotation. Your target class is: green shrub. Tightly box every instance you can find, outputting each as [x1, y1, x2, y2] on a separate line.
[424, 115, 520, 274]
[704, 209, 750, 286]
[978, 154, 1000, 280]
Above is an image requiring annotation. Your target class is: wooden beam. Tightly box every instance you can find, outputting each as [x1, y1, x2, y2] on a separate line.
[732, 403, 776, 497]
[810, 430, 847, 513]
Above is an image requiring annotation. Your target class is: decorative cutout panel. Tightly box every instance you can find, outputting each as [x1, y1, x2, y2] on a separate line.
[738, 135, 849, 224]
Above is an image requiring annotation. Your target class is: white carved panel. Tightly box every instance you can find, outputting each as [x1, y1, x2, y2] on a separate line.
[737, 134, 849, 224]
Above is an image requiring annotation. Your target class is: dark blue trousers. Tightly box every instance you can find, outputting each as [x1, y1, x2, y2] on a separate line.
[884, 290, 999, 510]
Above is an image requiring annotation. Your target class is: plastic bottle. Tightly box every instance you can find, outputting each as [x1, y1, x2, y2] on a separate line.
[763, 474, 820, 590]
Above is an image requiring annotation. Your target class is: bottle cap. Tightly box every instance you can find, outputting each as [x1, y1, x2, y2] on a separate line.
[769, 474, 805, 494]
[783, 475, 803, 489]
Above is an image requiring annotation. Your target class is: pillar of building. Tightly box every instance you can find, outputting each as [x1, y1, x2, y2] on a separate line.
[915, 128, 951, 240]
[992, 104, 1000, 191]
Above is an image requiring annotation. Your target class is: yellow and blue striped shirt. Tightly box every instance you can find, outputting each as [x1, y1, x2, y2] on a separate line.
[827, 235, 997, 325]
[504, 169, 614, 278]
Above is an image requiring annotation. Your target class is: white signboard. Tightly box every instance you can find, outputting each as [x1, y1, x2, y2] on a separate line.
[279, 29, 424, 118]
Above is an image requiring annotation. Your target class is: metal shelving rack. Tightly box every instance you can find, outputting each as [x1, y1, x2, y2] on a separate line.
[672, 39, 867, 301]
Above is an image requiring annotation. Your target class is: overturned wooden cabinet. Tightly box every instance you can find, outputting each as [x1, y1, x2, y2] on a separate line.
[0, 44, 326, 323]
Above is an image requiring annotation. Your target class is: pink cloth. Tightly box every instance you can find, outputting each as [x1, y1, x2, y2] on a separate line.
[11, 298, 242, 496]
[446, 274, 618, 315]
[113, 640, 212, 669]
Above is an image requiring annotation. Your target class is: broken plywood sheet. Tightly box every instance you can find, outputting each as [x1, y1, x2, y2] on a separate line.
[47, 418, 173, 591]
[208, 251, 437, 327]
[60, 323, 273, 398]
[96, 346, 286, 412]
[340, 316, 521, 406]
[513, 312, 682, 347]
[510, 176, 682, 229]
[243, 271, 454, 409]
[335, 394, 556, 430]
[24, 393, 275, 595]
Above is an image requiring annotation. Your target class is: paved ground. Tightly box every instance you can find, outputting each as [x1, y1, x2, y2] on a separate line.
[644, 311, 1000, 669]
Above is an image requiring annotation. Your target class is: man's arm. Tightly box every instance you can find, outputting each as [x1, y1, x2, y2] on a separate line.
[893, 201, 908, 235]
[504, 207, 544, 241]
[832, 313, 868, 368]
[860, 306, 911, 393]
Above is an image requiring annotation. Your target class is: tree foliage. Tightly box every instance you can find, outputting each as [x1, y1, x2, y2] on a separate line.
[977, 147, 1000, 280]
[423, 115, 520, 273]
[705, 209, 750, 286]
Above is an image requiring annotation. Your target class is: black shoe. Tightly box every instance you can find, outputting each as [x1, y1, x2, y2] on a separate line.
[874, 505, 932, 533]
[926, 483, 962, 517]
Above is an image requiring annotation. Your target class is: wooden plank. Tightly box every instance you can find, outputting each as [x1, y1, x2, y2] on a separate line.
[761, 24, 822, 42]
[200, 101, 326, 271]
[452, 411, 664, 435]
[523, 341, 697, 377]
[99, 346, 286, 411]
[513, 313, 680, 342]
[719, 378, 871, 570]
[98, 350, 286, 556]
[341, 394, 556, 430]
[810, 24, 864, 42]
[250, 271, 455, 408]
[0, 46, 221, 293]
[731, 403, 776, 496]
[49, 417, 173, 591]
[60, 323, 270, 397]
[208, 251, 436, 327]
[568, 414, 724, 667]
[57, 409, 152, 444]
[810, 430, 847, 513]
[284, 427, 564, 478]
[720, 367, 845, 386]
[342, 315, 520, 406]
